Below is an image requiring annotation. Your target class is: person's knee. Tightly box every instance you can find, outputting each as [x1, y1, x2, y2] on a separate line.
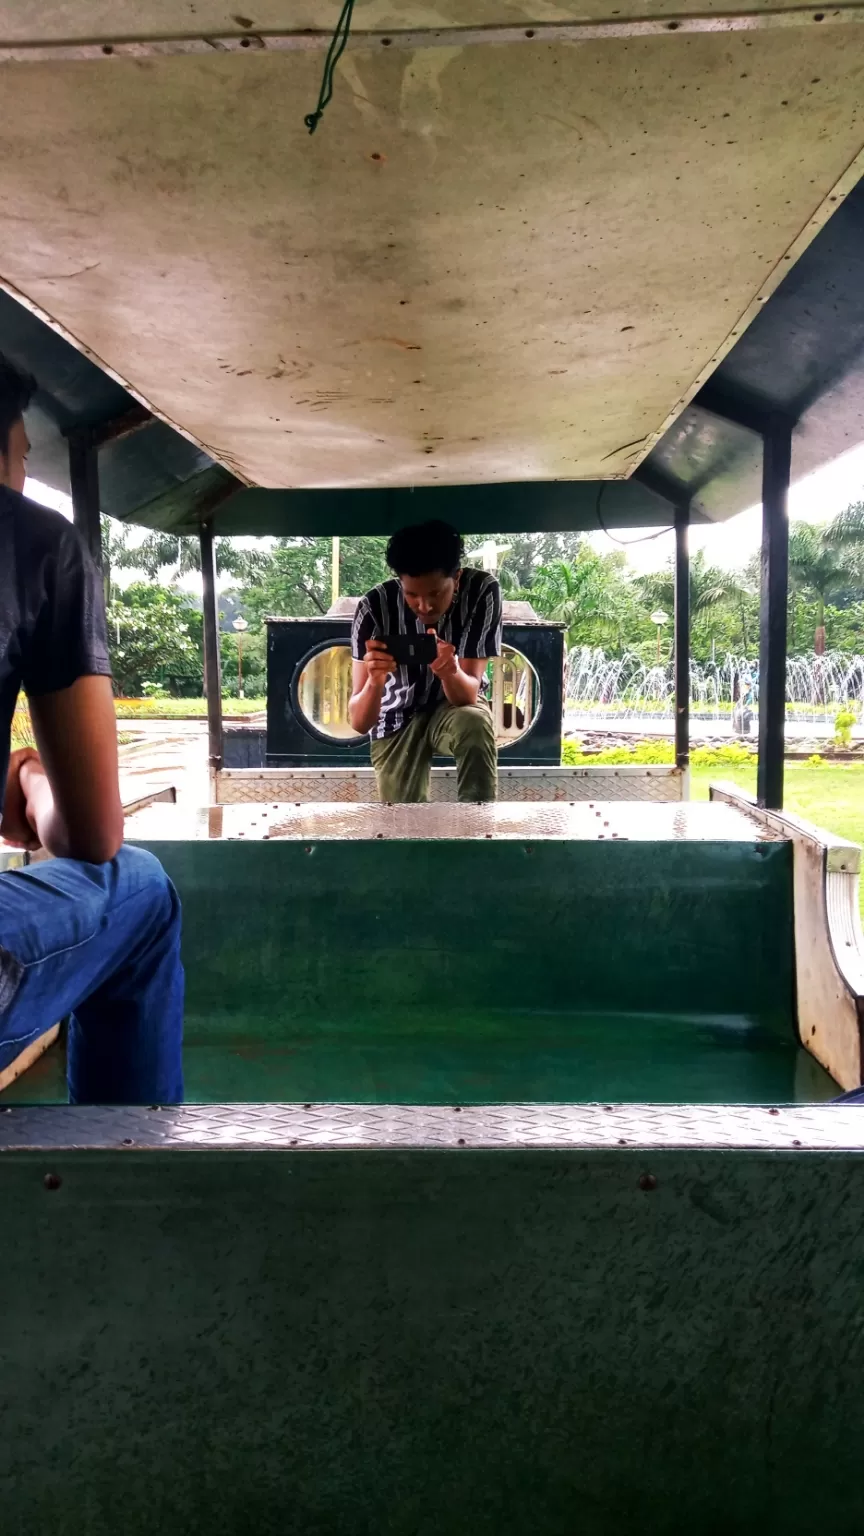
[113, 846, 180, 930]
[451, 706, 496, 749]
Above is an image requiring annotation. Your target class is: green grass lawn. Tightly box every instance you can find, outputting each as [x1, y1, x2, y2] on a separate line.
[114, 697, 266, 719]
[691, 762, 864, 917]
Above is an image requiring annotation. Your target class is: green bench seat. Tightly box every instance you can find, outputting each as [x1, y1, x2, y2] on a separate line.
[4, 836, 836, 1104]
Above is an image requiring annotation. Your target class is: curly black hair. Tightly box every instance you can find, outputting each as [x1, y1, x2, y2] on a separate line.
[385, 520, 463, 578]
[0, 352, 36, 457]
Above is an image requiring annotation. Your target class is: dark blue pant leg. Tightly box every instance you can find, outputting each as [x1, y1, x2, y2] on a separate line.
[0, 845, 184, 1104]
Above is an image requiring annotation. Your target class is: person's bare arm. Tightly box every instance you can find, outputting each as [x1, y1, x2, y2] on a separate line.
[349, 641, 395, 734]
[21, 675, 124, 862]
[429, 635, 486, 708]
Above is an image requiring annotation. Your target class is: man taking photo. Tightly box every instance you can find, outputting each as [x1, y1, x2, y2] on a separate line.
[349, 520, 502, 803]
[0, 354, 183, 1103]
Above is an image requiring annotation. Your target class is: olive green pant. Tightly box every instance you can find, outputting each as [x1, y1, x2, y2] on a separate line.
[370, 702, 498, 803]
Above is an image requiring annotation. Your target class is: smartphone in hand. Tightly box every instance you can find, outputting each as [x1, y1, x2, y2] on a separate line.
[376, 632, 438, 666]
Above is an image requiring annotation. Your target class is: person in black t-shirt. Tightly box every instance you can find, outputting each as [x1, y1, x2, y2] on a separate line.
[349, 521, 502, 802]
[0, 355, 183, 1103]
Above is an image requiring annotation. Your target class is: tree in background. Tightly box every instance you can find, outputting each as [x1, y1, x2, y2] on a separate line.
[634, 551, 757, 663]
[787, 598, 864, 657]
[491, 531, 585, 593]
[524, 549, 644, 651]
[101, 514, 132, 607]
[114, 530, 261, 585]
[788, 506, 864, 653]
[239, 536, 388, 623]
[635, 550, 741, 626]
[107, 584, 201, 696]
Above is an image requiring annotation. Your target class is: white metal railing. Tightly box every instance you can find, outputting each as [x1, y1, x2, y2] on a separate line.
[490, 647, 536, 743]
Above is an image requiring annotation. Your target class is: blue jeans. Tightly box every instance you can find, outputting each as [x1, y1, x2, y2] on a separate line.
[0, 845, 184, 1104]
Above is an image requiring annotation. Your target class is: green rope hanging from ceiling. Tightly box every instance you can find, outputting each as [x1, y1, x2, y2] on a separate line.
[304, 0, 357, 134]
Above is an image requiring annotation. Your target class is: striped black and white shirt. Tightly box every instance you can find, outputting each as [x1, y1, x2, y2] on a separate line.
[351, 567, 503, 740]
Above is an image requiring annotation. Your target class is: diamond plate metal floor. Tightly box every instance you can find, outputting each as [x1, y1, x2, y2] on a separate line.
[1, 1102, 861, 1151]
[124, 799, 780, 842]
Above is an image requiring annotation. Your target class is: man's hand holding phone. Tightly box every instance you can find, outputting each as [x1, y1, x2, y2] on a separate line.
[428, 630, 458, 679]
[363, 637, 397, 688]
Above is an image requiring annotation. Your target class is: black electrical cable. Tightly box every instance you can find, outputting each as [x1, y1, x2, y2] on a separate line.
[304, 0, 357, 134]
[593, 483, 673, 546]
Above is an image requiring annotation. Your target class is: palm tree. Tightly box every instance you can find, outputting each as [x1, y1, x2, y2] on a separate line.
[493, 532, 585, 593]
[529, 553, 628, 649]
[788, 506, 864, 653]
[100, 514, 132, 606]
[727, 565, 759, 655]
[825, 500, 864, 555]
[635, 550, 740, 620]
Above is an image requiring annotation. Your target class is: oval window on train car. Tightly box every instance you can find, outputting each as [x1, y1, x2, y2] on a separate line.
[295, 641, 540, 746]
[295, 643, 361, 741]
[488, 646, 541, 746]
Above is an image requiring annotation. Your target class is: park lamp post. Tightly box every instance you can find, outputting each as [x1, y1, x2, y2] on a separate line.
[650, 608, 669, 665]
[232, 614, 249, 698]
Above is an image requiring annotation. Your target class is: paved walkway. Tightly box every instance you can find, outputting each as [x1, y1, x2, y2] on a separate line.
[119, 723, 209, 807]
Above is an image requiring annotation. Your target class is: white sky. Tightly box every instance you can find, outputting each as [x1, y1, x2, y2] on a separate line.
[25, 435, 864, 585]
[587, 439, 864, 575]
[26, 476, 74, 518]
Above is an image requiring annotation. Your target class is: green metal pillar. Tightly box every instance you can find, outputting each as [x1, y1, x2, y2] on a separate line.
[757, 418, 792, 810]
[200, 519, 223, 774]
[674, 505, 690, 781]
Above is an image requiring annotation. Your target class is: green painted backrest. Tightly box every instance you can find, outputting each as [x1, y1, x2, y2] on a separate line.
[139, 839, 794, 1037]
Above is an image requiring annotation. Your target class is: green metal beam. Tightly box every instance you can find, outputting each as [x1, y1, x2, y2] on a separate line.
[141, 478, 699, 539]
